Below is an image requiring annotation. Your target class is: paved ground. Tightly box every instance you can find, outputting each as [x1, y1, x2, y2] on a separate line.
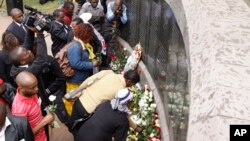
[0, 14, 73, 141]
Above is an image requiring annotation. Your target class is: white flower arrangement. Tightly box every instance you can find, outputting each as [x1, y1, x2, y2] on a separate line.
[127, 86, 161, 141]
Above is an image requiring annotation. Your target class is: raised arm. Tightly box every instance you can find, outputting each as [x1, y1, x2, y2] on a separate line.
[22, 29, 35, 51]
[120, 5, 127, 24]
[27, 33, 47, 75]
[106, 3, 115, 22]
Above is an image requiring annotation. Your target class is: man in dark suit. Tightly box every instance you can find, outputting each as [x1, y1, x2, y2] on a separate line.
[0, 103, 34, 141]
[50, 9, 73, 56]
[6, 8, 27, 45]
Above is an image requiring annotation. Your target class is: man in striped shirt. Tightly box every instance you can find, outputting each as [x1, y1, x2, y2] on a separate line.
[11, 71, 54, 141]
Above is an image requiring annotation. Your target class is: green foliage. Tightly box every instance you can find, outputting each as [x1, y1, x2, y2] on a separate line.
[0, 0, 58, 14]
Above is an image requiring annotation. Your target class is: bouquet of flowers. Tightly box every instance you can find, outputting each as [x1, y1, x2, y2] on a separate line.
[127, 85, 161, 141]
[110, 47, 128, 73]
[45, 95, 60, 128]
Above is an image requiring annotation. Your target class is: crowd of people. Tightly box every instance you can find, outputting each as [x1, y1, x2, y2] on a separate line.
[0, 0, 143, 141]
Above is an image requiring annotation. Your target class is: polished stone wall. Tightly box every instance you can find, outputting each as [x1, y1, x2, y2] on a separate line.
[165, 0, 250, 140]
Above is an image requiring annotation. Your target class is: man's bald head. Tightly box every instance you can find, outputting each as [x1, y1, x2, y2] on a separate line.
[115, 0, 123, 6]
[16, 71, 37, 88]
[16, 71, 38, 97]
[0, 103, 7, 130]
[10, 8, 24, 23]
[10, 8, 22, 16]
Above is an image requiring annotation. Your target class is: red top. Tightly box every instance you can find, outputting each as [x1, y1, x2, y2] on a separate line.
[0, 79, 3, 85]
[12, 89, 46, 141]
[61, 7, 73, 26]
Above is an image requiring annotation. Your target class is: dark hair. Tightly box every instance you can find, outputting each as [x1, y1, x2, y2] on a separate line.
[64, 1, 74, 8]
[72, 17, 83, 25]
[124, 70, 140, 83]
[1, 32, 19, 52]
[53, 9, 62, 18]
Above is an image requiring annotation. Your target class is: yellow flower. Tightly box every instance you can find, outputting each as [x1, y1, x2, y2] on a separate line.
[133, 108, 138, 112]
[131, 135, 137, 140]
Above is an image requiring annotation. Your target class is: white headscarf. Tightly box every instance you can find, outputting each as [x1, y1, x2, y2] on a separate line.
[80, 13, 92, 23]
[110, 88, 133, 112]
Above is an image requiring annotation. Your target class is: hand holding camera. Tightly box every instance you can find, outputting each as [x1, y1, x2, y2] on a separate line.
[114, 6, 123, 15]
[27, 26, 43, 34]
[23, 5, 53, 32]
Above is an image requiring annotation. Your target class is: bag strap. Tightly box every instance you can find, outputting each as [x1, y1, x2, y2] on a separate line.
[75, 41, 83, 60]
[65, 71, 114, 99]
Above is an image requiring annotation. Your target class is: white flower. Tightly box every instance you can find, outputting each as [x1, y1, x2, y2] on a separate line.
[49, 95, 56, 102]
[149, 91, 153, 98]
[150, 108, 154, 111]
[131, 115, 142, 124]
[155, 119, 160, 127]
[142, 121, 147, 126]
[135, 83, 142, 90]
[155, 123, 160, 127]
[150, 104, 157, 108]
[143, 111, 148, 116]
[150, 133, 155, 137]
[123, 48, 127, 51]
[139, 99, 146, 108]
[144, 91, 149, 95]
[180, 122, 185, 129]
[148, 97, 153, 102]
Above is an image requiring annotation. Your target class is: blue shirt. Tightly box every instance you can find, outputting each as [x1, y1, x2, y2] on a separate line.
[67, 42, 93, 84]
[106, 1, 127, 24]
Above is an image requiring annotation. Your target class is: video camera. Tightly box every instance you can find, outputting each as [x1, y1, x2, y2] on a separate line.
[23, 5, 53, 32]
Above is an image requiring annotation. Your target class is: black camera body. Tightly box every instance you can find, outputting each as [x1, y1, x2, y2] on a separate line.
[23, 5, 53, 32]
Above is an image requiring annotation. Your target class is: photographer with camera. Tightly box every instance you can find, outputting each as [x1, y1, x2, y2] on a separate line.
[103, 0, 127, 43]
[50, 9, 74, 56]
[106, 0, 127, 25]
